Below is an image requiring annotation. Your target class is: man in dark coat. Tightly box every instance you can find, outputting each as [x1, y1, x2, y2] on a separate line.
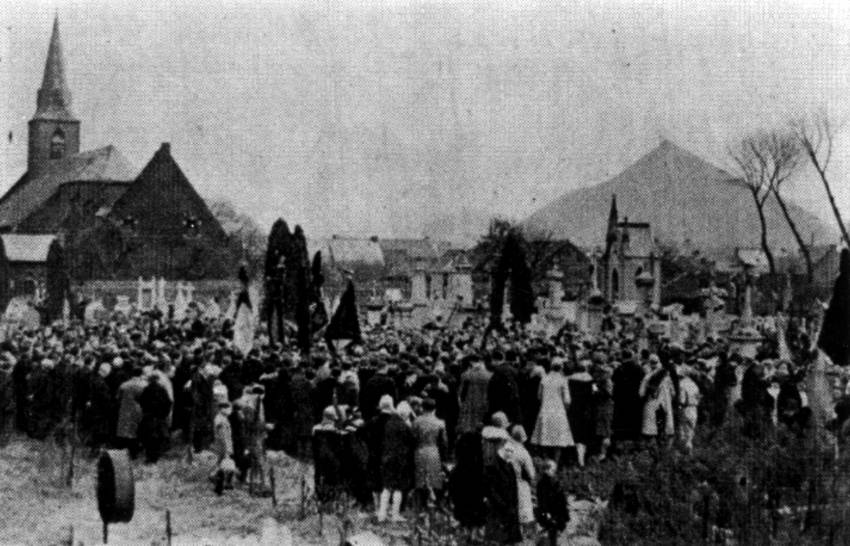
[536, 458, 569, 546]
[488, 352, 522, 426]
[518, 358, 544, 447]
[612, 353, 645, 447]
[12, 355, 31, 432]
[189, 364, 215, 452]
[711, 354, 738, 427]
[85, 363, 115, 452]
[288, 365, 315, 458]
[361, 361, 397, 421]
[483, 436, 522, 544]
[138, 374, 173, 463]
[0, 360, 14, 444]
[312, 406, 344, 506]
[449, 431, 486, 530]
[26, 359, 57, 440]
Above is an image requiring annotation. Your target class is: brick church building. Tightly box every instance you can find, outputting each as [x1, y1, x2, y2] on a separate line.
[0, 17, 238, 310]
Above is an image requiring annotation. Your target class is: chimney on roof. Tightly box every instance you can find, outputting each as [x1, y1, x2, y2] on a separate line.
[160, 142, 171, 155]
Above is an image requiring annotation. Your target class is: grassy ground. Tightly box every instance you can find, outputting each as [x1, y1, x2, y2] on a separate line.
[0, 436, 334, 545]
[0, 436, 605, 545]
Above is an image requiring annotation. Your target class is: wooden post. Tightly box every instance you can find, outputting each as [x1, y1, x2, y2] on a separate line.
[165, 509, 172, 546]
[299, 474, 306, 519]
[66, 414, 77, 488]
[102, 521, 108, 544]
[269, 467, 277, 508]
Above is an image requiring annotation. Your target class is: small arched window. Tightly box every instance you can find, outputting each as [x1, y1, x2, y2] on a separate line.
[50, 129, 66, 159]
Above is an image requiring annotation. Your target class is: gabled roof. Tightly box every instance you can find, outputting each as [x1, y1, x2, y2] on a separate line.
[309, 236, 386, 267]
[378, 238, 443, 260]
[1, 234, 56, 263]
[0, 145, 136, 229]
[328, 236, 385, 266]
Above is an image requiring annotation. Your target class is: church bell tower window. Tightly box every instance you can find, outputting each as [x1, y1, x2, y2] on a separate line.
[50, 129, 66, 159]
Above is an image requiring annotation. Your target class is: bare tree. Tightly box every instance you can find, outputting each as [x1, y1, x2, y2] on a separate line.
[792, 113, 850, 246]
[755, 131, 813, 280]
[729, 135, 777, 275]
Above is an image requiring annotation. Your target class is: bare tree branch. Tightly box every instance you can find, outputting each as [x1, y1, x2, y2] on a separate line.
[792, 113, 849, 246]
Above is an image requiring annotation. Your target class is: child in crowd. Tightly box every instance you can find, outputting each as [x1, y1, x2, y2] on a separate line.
[211, 401, 236, 495]
[535, 459, 569, 546]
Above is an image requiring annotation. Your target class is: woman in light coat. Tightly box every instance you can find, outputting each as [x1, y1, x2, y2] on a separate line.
[507, 425, 536, 533]
[531, 360, 573, 465]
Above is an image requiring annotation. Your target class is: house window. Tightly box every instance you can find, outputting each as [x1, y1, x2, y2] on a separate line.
[50, 129, 66, 159]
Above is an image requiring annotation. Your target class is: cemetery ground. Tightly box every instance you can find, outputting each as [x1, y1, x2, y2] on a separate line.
[8, 420, 850, 545]
[0, 434, 607, 545]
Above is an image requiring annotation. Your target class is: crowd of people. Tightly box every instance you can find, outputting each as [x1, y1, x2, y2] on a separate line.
[0, 305, 843, 545]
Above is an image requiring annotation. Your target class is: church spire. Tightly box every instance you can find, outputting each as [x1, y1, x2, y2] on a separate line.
[35, 15, 74, 120]
[28, 15, 80, 175]
[606, 194, 619, 245]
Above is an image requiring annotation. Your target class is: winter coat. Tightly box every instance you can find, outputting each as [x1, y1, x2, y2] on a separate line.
[593, 383, 614, 438]
[488, 363, 522, 425]
[289, 372, 315, 439]
[115, 376, 146, 440]
[505, 440, 535, 524]
[612, 360, 645, 441]
[536, 473, 569, 532]
[483, 452, 522, 544]
[365, 412, 391, 491]
[189, 371, 215, 445]
[450, 431, 487, 528]
[458, 365, 492, 433]
[85, 374, 114, 444]
[380, 413, 415, 491]
[518, 365, 544, 444]
[360, 372, 397, 421]
[138, 380, 172, 452]
[312, 423, 344, 502]
[412, 413, 447, 489]
[567, 372, 595, 445]
[531, 372, 573, 447]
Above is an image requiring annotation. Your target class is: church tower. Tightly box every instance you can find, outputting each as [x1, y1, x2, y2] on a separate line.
[27, 16, 80, 176]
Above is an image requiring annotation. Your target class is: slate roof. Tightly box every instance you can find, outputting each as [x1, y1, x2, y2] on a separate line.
[379, 238, 443, 260]
[1, 234, 57, 263]
[309, 236, 386, 267]
[524, 140, 836, 250]
[0, 146, 137, 229]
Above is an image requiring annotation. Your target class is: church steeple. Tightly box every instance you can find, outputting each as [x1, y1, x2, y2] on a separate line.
[606, 193, 619, 246]
[36, 15, 74, 119]
[28, 15, 80, 175]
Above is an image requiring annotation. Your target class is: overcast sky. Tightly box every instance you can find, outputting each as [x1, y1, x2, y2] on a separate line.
[3, 0, 850, 243]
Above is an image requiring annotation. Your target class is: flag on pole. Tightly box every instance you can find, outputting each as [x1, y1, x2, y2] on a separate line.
[818, 248, 850, 367]
[233, 266, 255, 357]
[325, 279, 361, 343]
